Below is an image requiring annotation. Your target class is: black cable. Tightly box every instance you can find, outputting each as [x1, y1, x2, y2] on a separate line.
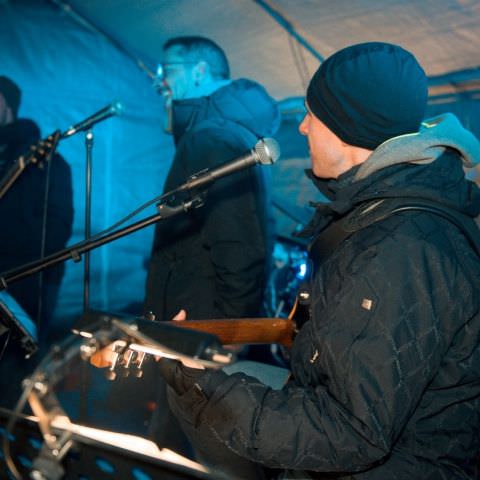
[253, 0, 324, 63]
[288, 34, 309, 91]
[85, 189, 174, 243]
[0, 328, 11, 362]
[36, 145, 53, 337]
[294, 33, 311, 84]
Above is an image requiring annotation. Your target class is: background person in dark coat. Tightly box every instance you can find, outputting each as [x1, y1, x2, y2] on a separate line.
[0, 76, 73, 406]
[144, 36, 280, 322]
[142, 36, 280, 456]
[155, 43, 480, 479]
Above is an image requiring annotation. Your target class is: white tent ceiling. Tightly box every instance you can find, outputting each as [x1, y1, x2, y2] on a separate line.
[61, 0, 480, 100]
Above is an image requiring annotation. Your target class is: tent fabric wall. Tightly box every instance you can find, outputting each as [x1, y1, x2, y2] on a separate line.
[0, 0, 173, 335]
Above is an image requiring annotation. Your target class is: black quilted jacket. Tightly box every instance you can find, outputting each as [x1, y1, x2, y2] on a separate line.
[144, 79, 280, 321]
[164, 121, 480, 479]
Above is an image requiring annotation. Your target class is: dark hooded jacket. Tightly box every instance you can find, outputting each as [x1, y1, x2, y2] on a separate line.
[0, 119, 73, 328]
[160, 114, 480, 479]
[144, 79, 280, 321]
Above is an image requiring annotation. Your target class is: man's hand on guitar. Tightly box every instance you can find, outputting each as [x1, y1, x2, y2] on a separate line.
[172, 309, 187, 321]
[170, 309, 205, 369]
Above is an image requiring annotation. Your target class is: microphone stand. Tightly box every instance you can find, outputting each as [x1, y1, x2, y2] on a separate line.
[79, 129, 93, 423]
[0, 195, 205, 292]
[0, 186, 201, 424]
[60, 102, 124, 315]
[0, 136, 279, 292]
[84, 130, 93, 314]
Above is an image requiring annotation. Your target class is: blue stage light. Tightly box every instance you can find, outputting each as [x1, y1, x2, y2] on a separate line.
[296, 262, 307, 279]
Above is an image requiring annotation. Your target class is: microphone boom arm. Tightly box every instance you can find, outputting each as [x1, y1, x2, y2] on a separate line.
[0, 195, 204, 291]
[0, 137, 279, 291]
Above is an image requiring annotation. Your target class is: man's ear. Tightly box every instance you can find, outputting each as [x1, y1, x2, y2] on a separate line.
[193, 61, 209, 86]
[5, 105, 14, 124]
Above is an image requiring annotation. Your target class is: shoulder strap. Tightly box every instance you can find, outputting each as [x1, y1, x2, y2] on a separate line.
[309, 198, 480, 269]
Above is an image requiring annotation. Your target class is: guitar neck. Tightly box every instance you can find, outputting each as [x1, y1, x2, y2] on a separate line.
[0, 156, 28, 200]
[0, 129, 61, 200]
[173, 317, 294, 347]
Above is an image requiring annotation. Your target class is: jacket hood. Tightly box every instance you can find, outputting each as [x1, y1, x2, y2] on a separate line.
[171, 78, 280, 142]
[355, 113, 480, 180]
[302, 114, 480, 237]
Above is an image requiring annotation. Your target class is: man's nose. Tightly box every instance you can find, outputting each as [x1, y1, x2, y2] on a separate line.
[299, 115, 308, 136]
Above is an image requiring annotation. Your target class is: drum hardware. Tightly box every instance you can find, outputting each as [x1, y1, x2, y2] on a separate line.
[1, 315, 229, 479]
[0, 407, 223, 480]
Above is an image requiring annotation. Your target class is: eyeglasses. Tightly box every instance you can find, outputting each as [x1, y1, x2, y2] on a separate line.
[155, 62, 198, 79]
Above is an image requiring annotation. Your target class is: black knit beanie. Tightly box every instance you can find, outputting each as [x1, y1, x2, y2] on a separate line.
[306, 42, 428, 150]
[0, 76, 21, 119]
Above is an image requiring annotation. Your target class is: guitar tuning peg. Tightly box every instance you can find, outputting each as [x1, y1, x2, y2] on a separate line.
[145, 311, 156, 321]
[132, 351, 146, 378]
[122, 349, 133, 366]
[105, 343, 124, 381]
[80, 339, 99, 361]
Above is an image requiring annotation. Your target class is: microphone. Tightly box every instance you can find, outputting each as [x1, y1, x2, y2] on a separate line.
[175, 137, 280, 193]
[62, 100, 124, 138]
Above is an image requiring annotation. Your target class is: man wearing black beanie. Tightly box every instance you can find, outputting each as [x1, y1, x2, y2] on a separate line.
[97, 42, 480, 479]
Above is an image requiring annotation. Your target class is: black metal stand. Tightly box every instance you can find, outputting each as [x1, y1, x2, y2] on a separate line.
[78, 130, 94, 423]
[0, 195, 204, 292]
[0, 312, 231, 480]
[0, 407, 221, 480]
[84, 130, 93, 314]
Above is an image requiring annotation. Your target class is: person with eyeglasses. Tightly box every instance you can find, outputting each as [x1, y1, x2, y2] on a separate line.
[145, 35, 280, 327]
[143, 35, 280, 454]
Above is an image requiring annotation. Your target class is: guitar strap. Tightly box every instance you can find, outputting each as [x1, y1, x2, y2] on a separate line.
[309, 197, 480, 268]
[293, 197, 480, 329]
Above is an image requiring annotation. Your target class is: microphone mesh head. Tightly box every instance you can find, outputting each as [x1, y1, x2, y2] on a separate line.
[112, 100, 125, 115]
[255, 138, 281, 165]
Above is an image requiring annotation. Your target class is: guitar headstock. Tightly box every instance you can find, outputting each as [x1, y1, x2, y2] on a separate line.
[0, 129, 63, 200]
[77, 313, 236, 381]
[26, 129, 61, 169]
